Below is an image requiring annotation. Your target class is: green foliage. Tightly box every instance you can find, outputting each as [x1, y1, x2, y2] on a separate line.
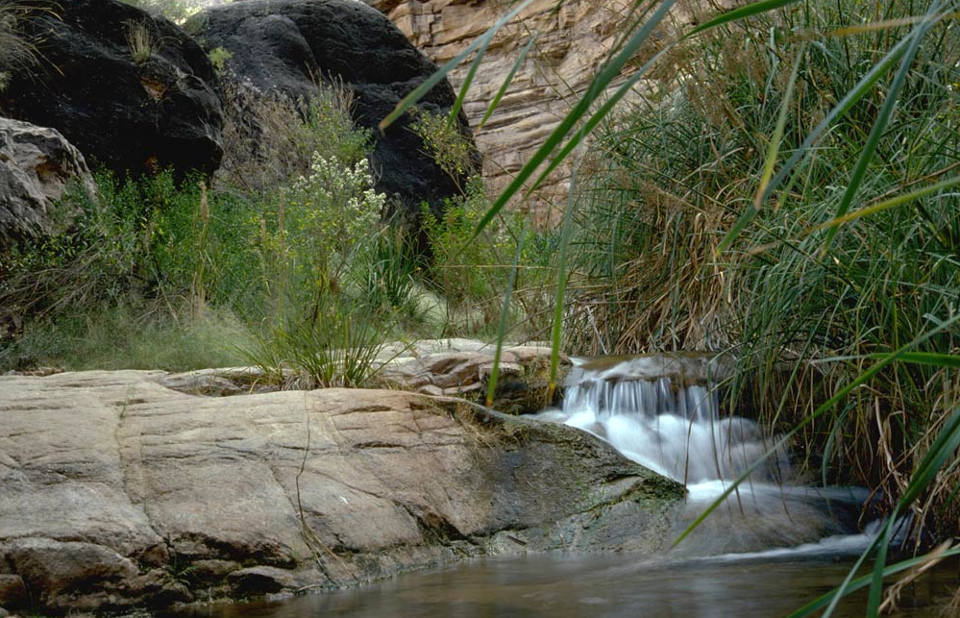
[420, 178, 552, 336]
[362, 224, 421, 316]
[217, 79, 369, 197]
[0, 82, 398, 386]
[207, 46, 232, 73]
[410, 109, 475, 189]
[4, 304, 252, 371]
[243, 295, 387, 389]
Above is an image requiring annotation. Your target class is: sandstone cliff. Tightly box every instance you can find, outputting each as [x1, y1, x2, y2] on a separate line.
[368, 0, 734, 219]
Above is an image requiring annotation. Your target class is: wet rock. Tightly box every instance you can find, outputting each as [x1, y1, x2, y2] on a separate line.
[0, 369, 682, 613]
[226, 566, 304, 595]
[571, 352, 733, 387]
[2, 538, 138, 611]
[0, 118, 95, 246]
[0, 0, 223, 178]
[187, 0, 478, 227]
[184, 559, 241, 585]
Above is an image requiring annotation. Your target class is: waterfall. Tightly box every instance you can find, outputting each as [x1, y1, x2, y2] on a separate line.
[534, 355, 874, 555]
[556, 358, 788, 485]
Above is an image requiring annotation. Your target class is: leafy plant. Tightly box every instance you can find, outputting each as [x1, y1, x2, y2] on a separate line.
[0, 80, 395, 381]
[207, 46, 231, 73]
[244, 295, 387, 389]
[410, 109, 477, 192]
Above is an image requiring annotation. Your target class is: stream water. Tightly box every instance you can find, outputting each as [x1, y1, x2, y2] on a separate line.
[171, 553, 960, 617]
[172, 356, 959, 617]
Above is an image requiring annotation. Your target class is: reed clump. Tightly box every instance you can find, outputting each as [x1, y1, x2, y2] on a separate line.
[565, 0, 960, 539]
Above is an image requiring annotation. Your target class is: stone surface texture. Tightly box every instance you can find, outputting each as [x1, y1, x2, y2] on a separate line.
[188, 0, 479, 224]
[0, 0, 223, 178]
[367, 0, 735, 219]
[0, 368, 682, 614]
[0, 118, 95, 246]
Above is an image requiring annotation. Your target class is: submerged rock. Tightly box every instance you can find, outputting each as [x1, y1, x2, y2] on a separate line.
[0, 0, 223, 178]
[0, 369, 682, 614]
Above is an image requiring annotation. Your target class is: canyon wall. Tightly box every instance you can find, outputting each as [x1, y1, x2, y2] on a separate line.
[367, 0, 730, 218]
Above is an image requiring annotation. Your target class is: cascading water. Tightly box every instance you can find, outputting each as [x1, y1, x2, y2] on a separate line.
[561, 374, 785, 485]
[536, 355, 875, 558]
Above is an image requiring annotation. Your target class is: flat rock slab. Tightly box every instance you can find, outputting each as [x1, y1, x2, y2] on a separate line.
[0, 370, 682, 614]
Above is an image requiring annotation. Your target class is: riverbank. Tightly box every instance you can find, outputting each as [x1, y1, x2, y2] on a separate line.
[0, 364, 682, 615]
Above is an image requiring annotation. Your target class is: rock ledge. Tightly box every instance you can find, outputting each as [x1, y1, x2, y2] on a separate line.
[0, 368, 681, 614]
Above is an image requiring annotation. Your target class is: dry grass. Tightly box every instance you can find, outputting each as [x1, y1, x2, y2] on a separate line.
[215, 78, 367, 197]
[0, 0, 47, 89]
[123, 19, 154, 64]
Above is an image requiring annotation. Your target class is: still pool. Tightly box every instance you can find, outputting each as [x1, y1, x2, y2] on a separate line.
[169, 552, 960, 618]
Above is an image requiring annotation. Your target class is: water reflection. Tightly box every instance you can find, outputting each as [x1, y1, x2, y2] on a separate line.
[171, 553, 960, 618]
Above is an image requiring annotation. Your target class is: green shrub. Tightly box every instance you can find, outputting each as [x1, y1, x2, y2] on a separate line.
[0, 81, 397, 383]
[410, 109, 476, 191]
[207, 46, 232, 74]
[216, 80, 369, 198]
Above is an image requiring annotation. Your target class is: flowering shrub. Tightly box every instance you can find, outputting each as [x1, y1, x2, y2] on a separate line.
[288, 152, 384, 264]
[256, 150, 386, 323]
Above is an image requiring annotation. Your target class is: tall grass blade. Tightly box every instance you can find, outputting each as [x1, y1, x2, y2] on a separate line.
[718, 34, 914, 252]
[867, 351, 960, 368]
[820, 1, 943, 254]
[478, 33, 538, 130]
[788, 546, 960, 616]
[547, 154, 582, 399]
[755, 45, 804, 208]
[686, 0, 799, 37]
[814, 406, 960, 617]
[479, 0, 809, 243]
[449, 37, 491, 126]
[524, 46, 672, 197]
[815, 175, 960, 230]
[525, 0, 804, 199]
[466, 0, 681, 244]
[485, 224, 528, 407]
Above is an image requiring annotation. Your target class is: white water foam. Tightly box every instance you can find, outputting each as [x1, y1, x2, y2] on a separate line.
[533, 357, 878, 559]
[554, 373, 789, 485]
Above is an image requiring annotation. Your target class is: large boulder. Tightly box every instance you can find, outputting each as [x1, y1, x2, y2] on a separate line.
[0, 0, 223, 178]
[0, 118, 95, 247]
[187, 0, 479, 223]
[0, 369, 682, 614]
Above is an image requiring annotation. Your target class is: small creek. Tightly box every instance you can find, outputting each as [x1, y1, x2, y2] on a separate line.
[170, 355, 960, 617]
[170, 553, 960, 617]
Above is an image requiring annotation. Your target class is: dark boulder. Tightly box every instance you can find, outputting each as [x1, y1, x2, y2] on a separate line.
[187, 0, 479, 223]
[0, 0, 223, 178]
